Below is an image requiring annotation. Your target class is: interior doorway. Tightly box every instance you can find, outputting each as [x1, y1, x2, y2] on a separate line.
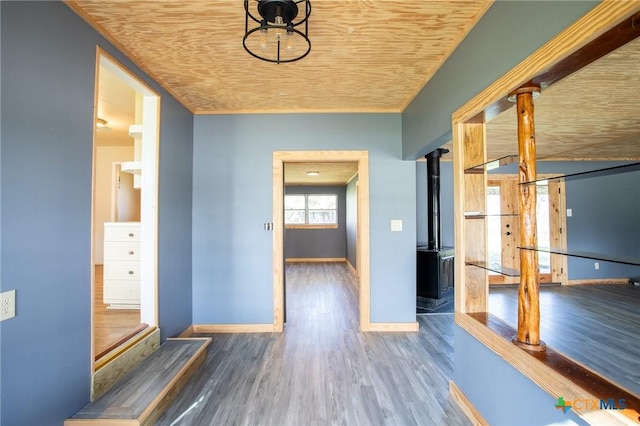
[273, 151, 371, 332]
[91, 48, 160, 369]
[487, 175, 567, 285]
[282, 162, 359, 326]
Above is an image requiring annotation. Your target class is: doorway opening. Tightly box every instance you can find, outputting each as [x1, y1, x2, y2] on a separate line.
[487, 175, 567, 285]
[282, 162, 359, 330]
[273, 151, 371, 332]
[91, 49, 160, 370]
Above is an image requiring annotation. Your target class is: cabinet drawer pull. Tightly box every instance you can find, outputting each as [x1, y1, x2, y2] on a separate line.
[128, 251, 135, 255]
[128, 233, 135, 237]
[128, 270, 134, 275]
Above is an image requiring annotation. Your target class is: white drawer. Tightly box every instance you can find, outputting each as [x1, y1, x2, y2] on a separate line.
[104, 243, 140, 261]
[104, 223, 140, 242]
[104, 282, 140, 303]
[104, 262, 140, 281]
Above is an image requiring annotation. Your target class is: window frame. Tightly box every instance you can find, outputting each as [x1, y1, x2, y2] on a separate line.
[284, 193, 339, 229]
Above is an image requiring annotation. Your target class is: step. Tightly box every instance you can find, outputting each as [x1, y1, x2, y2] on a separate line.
[66, 337, 211, 426]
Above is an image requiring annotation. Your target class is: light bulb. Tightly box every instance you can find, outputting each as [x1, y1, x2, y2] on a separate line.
[260, 28, 268, 50]
[275, 15, 283, 41]
[286, 30, 294, 52]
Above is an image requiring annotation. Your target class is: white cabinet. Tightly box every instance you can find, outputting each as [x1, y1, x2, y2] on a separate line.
[103, 222, 140, 309]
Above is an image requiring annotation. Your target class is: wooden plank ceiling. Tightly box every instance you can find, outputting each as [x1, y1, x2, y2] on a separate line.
[67, 0, 491, 114]
[285, 162, 358, 185]
[440, 36, 640, 161]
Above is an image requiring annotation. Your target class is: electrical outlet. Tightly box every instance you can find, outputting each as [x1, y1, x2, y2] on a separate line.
[1, 290, 16, 321]
[594, 262, 600, 270]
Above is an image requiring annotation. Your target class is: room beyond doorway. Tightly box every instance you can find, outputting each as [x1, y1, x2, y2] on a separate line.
[91, 48, 161, 372]
[273, 151, 371, 332]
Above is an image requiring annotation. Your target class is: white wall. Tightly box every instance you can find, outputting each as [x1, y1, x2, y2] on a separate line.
[94, 145, 133, 263]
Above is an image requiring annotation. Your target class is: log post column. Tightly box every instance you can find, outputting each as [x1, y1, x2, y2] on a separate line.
[511, 85, 546, 351]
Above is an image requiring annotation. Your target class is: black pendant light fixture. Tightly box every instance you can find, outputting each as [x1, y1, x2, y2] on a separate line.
[243, 0, 311, 64]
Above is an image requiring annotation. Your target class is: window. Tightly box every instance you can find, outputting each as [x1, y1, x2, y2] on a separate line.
[285, 194, 337, 226]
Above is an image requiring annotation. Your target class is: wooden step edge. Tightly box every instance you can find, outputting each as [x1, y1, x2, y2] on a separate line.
[138, 337, 212, 426]
[94, 326, 158, 372]
[65, 337, 211, 426]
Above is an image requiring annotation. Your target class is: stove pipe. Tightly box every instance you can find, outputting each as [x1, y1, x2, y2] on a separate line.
[426, 148, 449, 250]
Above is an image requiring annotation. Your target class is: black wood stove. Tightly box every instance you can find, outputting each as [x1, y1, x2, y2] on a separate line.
[417, 148, 454, 300]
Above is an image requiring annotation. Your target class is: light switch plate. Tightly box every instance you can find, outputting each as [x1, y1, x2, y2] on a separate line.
[567, 208, 573, 217]
[391, 219, 403, 232]
[1, 290, 16, 321]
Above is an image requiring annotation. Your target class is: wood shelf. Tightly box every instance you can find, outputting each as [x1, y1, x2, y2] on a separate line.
[519, 246, 640, 267]
[464, 155, 518, 174]
[520, 161, 640, 185]
[464, 212, 518, 219]
[465, 261, 520, 277]
[121, 161, 142, 175]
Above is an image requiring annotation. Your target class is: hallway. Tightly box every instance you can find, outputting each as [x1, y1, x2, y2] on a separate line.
[157, 262, 469, 425]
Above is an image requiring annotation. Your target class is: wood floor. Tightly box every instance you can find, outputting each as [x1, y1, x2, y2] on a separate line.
[156, 262, 470, 426]
[94, 265, 141, 359]
[489, 284, 640, 396]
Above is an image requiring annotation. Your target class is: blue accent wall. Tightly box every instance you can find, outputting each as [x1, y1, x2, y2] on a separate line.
[192, 114, 417, 324]
[284, 186, 346, 259]
[346, 176, 358, 269]
[0, 2, 193, 424]
[402, 1, 598, 159]
[454, 325, 588, 426]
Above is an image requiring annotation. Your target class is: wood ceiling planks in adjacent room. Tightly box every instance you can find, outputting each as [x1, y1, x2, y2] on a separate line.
[284, 162, 358, 185]
[440, 36, 640, 161]
[66, 1, 491, 114]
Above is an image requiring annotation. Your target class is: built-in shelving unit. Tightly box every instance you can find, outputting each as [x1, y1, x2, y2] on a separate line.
[520, 161, 640, 185]
[465, 261, 520, 277]
[519, 246, 640, 267]
[464, 155, 519, 174]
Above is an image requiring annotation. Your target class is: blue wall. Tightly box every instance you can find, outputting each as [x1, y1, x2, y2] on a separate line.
[346, 177, 358, 269]
[192, 114, 417, 325]
[0, 2, 193, 424]
[454, 326, 588, 426]
[284, 186, 347, 259]
[402, 1, 598, 160]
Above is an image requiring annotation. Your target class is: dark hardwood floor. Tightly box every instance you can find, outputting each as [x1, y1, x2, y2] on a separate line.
[157, 262, 470, 426]
[489, 283, 640, 396]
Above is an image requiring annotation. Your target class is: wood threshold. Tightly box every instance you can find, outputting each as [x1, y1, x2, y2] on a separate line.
[95, 324, 149, 361]
[456, 312, 640, 424]
[366, 322, 419, 332]
[192, 324, 277, 333]
[449, 381, 489, 426]
[285, 258, 346, 263]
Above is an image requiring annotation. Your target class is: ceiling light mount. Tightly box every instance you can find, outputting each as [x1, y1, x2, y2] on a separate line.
[243, 0, 311, 64]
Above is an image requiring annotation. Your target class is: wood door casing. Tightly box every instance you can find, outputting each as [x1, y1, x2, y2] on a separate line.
[488, 175, 566, 285]
[488, 179, 519, 285]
